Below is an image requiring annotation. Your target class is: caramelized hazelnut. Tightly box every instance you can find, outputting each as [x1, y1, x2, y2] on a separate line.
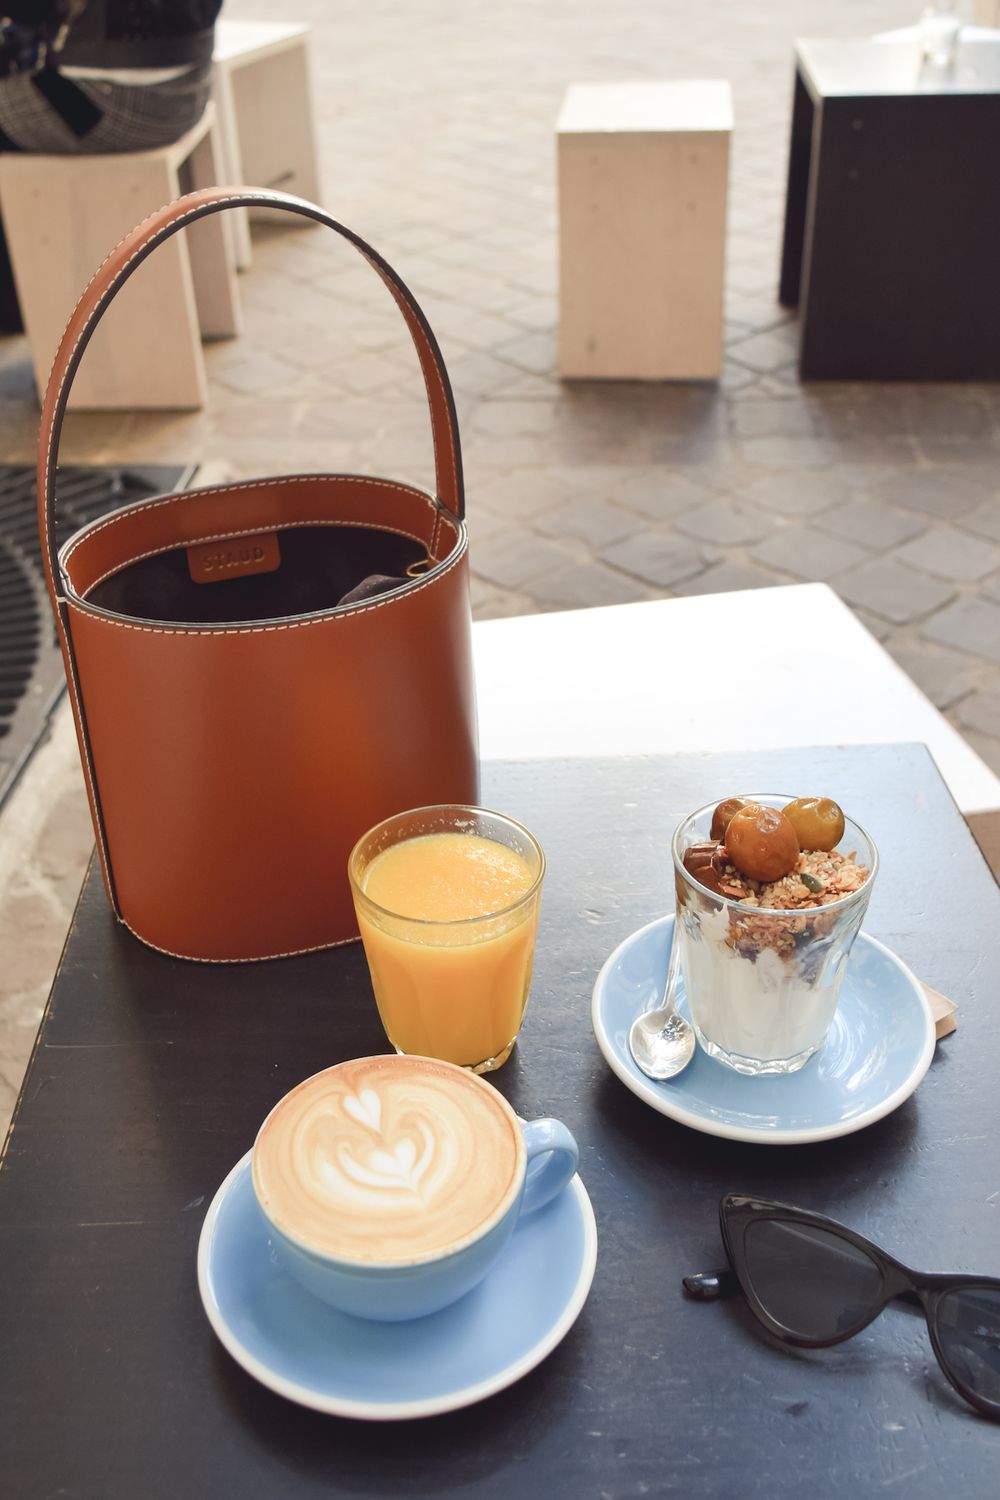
[724, 805, 799, 883]
[783, 796, 845, 852]
[682, 840, 727, 895]
[710, 796, 748, 842]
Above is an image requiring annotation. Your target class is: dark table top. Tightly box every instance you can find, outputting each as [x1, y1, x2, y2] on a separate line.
[3, 744, 1000, 1498]
[796, 32, 1000, 98]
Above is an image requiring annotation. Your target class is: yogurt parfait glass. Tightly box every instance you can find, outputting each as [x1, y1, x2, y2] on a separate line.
[672, 795, 878, 1076]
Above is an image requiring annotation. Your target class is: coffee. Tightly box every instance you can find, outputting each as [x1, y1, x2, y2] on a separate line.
[252, 1055, 524, 1265]
[251, 1053, 579, 1321]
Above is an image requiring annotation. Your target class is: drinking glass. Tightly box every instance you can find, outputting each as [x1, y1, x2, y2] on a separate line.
[348, 805, 545, 1073]
[672, 795, 878, 1075]
[918, 3, 962, 68]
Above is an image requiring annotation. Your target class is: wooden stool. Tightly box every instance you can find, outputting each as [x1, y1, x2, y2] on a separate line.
[213, 20, 321, 270]
[0, 104, 240, 411]
[557, 81, 732, 380]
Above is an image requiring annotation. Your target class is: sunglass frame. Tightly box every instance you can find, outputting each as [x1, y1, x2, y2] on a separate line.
[719, 1194, 1000, 1421]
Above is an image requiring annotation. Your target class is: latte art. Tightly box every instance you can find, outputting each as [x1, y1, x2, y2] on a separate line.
[252, 1056, 523, 1264]
[334, 1103, 438, 1195]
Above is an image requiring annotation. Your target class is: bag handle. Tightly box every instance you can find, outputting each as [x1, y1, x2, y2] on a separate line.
[36, 185, 465, 612]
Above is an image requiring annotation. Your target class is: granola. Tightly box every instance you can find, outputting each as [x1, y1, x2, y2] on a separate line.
[681, 794, 871, 962]
[717, 848, 869, 910]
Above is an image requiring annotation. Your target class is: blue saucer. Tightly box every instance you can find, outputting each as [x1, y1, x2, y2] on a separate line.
[592, 917, 935, 1145]
[197, 1153, 597, 1420]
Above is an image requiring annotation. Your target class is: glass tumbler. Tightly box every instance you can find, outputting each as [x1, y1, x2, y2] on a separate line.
[348, 805, 545, 1073]
[672, 795, 878, 1076]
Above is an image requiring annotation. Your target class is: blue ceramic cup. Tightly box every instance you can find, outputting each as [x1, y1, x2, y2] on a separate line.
[251, 1056, 579, 1322]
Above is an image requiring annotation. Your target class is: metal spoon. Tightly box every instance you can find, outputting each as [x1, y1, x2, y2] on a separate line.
[628, 925, 696, 1080]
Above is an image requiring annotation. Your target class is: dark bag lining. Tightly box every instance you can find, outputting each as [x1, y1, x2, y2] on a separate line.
[85, 525, 427, 625]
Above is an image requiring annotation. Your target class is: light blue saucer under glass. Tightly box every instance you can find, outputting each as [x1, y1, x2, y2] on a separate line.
[197, 1152, 597, 1420]
[592, 916, 935, 1145]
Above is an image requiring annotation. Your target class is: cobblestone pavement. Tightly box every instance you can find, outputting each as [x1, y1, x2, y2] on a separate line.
[1, 0, 999, 1120]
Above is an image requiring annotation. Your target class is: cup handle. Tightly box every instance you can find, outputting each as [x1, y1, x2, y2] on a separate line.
[519, 1118, 579, 1217]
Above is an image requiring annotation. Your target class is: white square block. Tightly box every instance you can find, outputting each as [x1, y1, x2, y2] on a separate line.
[557, 80, 732, 380]
[0, 105, 240, 410]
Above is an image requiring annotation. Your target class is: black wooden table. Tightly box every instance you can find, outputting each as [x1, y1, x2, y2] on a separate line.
[779, 34, 1000, 379]
[3, 744, 1000, 1497]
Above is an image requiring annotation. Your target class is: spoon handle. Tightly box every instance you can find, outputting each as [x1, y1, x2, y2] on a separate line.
[659, 918, 683, 1014]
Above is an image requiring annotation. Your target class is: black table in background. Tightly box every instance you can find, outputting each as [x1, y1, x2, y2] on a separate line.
[3, 744, 1000, 1498]
[779, 33, 1000, 379]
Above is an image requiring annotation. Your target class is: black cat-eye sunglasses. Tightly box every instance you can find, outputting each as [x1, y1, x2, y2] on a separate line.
[683, 1194, 1000, 1421]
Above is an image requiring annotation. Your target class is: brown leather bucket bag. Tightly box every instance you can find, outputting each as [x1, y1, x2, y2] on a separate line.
[37, 187, 479, 962]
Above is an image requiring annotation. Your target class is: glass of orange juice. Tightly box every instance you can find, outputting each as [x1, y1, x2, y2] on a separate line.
[348, 806, 545, 1073]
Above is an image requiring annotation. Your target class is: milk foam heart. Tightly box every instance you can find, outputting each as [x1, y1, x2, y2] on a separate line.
[252, 1055, 524, 1264]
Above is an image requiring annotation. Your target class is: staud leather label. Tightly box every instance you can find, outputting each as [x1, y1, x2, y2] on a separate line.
[187, 531, 282, 584]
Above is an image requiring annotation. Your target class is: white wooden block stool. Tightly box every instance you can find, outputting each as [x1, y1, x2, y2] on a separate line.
[0, 103, 240, 410]
[213, 20, 321, 270]
[557, 80, 732, 380]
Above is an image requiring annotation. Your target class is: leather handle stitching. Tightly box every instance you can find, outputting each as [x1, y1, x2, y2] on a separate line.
[41, 189, 463, 603]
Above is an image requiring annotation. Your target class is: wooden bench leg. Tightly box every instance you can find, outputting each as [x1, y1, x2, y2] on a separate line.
[184, 117, 242, 339]
[0, 152, 207, 410]
[211, 63, 253, 270]
[73, 153, 208, 409]
[0, 103, 244, 410]
[231, 42, 321, 211]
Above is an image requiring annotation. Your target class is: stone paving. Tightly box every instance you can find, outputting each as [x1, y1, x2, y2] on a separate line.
[2, 0, 1000, 1123]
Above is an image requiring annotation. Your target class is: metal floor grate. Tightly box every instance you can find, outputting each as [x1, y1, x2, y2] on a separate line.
[0, 462, 192, 809]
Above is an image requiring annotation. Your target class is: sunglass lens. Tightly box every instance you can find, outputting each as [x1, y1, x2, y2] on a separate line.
[935, 1286, 1000, 1411]
[743, 1218, 883, 1341]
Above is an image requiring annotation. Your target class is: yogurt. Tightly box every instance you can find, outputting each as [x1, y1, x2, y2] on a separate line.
[678, 905, 845, 1072]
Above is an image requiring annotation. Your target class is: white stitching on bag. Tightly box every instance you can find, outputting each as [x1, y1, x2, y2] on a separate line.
[436, 511, 459, 544]
[57, 617, 116, 898]
[43, 193, 277, 600]
[41, 193, 469, 949]
[118, 913, 361, 964]
[81, 518, 429, 596]
[61, 475, 439, 564]
[66, 540, 466, 636]
[43, 193, 464, 597]
[360, 255, 459, 511]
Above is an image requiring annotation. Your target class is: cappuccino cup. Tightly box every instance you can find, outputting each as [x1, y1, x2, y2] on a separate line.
[251, 1053, 579, 1321]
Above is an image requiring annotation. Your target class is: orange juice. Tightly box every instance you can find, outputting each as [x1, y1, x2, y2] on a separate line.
[354, 831, 542, 1071]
